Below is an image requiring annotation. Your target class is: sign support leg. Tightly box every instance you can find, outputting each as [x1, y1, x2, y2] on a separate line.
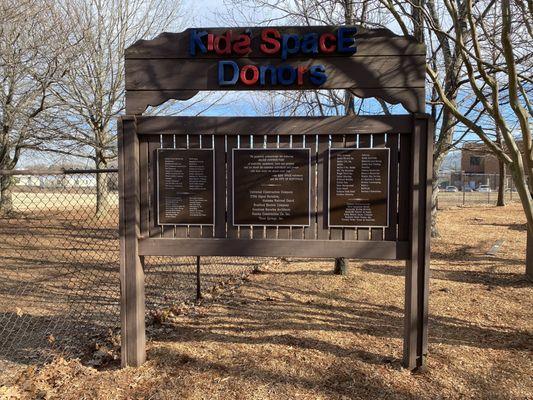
[403, 115, 432, 371]
[119, 118, 146, 367]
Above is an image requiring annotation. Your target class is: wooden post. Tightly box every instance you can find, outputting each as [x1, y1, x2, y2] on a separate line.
[403, 114, 432, 371]
[119, 117, 146, 367]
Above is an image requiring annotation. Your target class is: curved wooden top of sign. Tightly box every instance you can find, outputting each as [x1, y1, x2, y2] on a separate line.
[125, 26, 425, 114]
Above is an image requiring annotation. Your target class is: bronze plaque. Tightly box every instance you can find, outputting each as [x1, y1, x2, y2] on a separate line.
[328, 148, 389, 227]
[233, 148, 310, 226]
[157, 149, 214, 225]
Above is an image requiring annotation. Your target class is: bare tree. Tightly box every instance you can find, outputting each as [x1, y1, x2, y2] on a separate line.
[52, 0, 183, 217]
[400, 0, 532, 276]
[0, 0, 76, 214]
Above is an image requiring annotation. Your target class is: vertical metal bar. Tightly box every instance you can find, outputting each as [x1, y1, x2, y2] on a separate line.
[317, 135, 329, 239]
[463, 172, 466, 205]
[162, 135, 177, 238]
[385, 133, 399, 241]
[196, 256, 201, 300]
[214, 136, 226, 238]
[372, 133, 386, 241]
[292, 135, 305, 240]
[278, 135, 291, 239]
[188, 135, 202, 238]
[357, 134, 371, 241]
[344, 134, 357, 241]
[265, 135, 278, 239]
[226, 136, 239, 239]
[305, 134, 317, 240]
[252, 135, 265, 239]
[148, 136, 162, 238]
[239, 135, 252, 239]
[329, 135, 344, 241]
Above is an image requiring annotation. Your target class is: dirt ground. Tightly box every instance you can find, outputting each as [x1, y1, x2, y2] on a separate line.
[1, 204, 532, 400]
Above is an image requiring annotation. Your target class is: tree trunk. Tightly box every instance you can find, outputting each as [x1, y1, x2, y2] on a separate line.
[95, 158, 110, 219]
[431, 168, 440, 238]
[497, 160, 506, 206]
[527, 230, 533, 281]
[334, 257, 348, 275]
[507, 163, 533, 278]
[431, 157, 445, 238]
[0, 174, 14, 216]
[496, 125, 505, 207]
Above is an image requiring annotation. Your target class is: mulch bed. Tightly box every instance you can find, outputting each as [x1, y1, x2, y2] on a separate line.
[1, 204, 532, 399]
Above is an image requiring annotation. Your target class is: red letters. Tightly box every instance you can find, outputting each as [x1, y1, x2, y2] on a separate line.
[233, 34, 251, 55]
[207, 33, 214, 51]
[240, 65, 259, 85]
[214, 31, 232, 55]
[297, 66, 307, 85]
[319, 33, 336, 53]
[260, 28, 281, 54]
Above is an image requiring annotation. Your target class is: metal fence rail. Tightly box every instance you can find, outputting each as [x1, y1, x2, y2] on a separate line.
[0, 169, 261, 368]
[437, 172, 518, 207]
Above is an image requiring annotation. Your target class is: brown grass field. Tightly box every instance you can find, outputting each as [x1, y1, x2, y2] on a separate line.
[1, 203, 532, 399]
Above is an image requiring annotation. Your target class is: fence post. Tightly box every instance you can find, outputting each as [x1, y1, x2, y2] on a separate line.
[403, 114, 432, 371]
[118, 117, 146, 367]
[196, 256, 202, 300]
[462, 171, 465, 206]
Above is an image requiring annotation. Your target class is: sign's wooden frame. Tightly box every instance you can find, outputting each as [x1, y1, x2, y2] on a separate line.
[119, 26, 433, 372]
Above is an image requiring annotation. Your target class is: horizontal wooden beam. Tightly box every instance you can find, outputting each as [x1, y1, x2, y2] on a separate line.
[138, 238, 409, 259]
[130, 115, 413, 135]
[125, 57, 425, 91]
[125, 26, 425, 59]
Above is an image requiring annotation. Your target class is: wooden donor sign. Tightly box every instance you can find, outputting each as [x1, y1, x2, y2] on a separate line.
[157, 149, 214, 225]
[120, 24, 433, 373]
[329, 148, 390, 227]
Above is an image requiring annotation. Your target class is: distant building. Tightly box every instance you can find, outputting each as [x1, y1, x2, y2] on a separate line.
[461, 143, 500, 175]
[458, 142, 523, 190]
[15, 175, 42, 187]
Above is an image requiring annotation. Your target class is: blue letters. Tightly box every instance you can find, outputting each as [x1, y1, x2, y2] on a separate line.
[189, 29, 207, 56]
[259, 65, 278, 85]
[280, 34, 300, 61]
[301, 33, 319, 54]
[337, 27, 357, 54]
[309, 65, 327, 86]
[277, 65, 297, 85]
[218, 61, 239, 85]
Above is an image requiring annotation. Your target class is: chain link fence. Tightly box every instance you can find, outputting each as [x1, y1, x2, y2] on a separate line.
[437, 172, 519, 207]
[0, 169, 263, 372]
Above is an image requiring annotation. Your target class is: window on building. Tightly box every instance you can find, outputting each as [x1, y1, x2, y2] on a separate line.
[470, 156, 482, 166]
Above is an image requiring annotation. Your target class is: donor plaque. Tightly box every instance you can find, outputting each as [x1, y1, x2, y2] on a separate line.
[329, 148, 390, 227]
[233, 148, 310, 226]
[157, 149, 214, 225]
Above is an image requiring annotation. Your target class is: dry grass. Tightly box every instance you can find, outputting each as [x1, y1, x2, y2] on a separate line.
[1, 204, 532, 400]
